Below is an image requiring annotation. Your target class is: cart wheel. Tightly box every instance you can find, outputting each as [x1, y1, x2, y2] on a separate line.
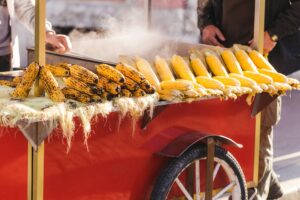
[150, 145, 247, 200]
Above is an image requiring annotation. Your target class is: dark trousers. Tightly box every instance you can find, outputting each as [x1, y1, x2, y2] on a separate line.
[0, 54, 11, 72]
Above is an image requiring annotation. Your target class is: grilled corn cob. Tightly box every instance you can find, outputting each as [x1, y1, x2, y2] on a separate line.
[233, 46, 258, 72]
[124, 77, 140, 91]
[160, 80, 194, 91]
[243, 71, 274, 84]
[70, 64, 99, 85]
[64, 77, 99, 96]
[205, 52, 228, 76]
[190, 53, 211, 77]
[133, 88, 146, 97]
[248, 50, 276, 71]
[91, 95, 102, 102]
[116, 63, 145, 83]
[195, 76, 225, 90]
[135, 57, 161, 89]
[221, 49, 243, 75]
[97, 76, 121, 95]
[62, 87, 92, 103]
[171, 55, 196, 82]
[101, 91, 113, 101]
[140, 80, 156, 94]
[12, 76, 22, 85]
[0, 80, 17, 87]
[258, 69, 288, 83]
[96, 64, 125, 84]
[121, 89, 133, 97]
[154, 56, 175, 81]
[40, 67, 65, 102]
[213, 76, 241, 86]
[45, 64, 70, 77]
[11, 62, 40, 100]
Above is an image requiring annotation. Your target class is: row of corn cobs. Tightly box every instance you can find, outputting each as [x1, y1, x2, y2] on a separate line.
[119, 44, 300, 102]
[1, 62, 155, 103]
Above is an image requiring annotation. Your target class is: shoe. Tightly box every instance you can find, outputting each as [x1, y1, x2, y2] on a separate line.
[267, 181, 284, 199]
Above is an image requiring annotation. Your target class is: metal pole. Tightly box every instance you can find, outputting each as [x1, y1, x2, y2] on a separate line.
[144, 0, 152, 30]
[253, 0, 266, 53]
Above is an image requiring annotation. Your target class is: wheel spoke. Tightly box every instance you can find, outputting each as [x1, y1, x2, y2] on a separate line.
[195, 160, 201, 200]
[212, 181, 236, 200]
[213, 163, 221, 181]
[175, 178, 194, 200]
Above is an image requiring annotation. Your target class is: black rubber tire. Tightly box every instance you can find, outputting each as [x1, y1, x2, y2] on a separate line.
[150, 145, 247, 200]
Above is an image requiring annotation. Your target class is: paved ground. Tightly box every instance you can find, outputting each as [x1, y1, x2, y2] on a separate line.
[274, 88, 300, 199]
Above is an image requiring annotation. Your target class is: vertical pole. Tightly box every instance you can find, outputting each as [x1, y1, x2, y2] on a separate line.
[205, 138, 215, 200]
[253, 0, 266, 53]
[144, 0, 152, 30]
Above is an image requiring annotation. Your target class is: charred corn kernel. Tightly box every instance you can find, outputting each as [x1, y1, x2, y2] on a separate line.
[160, 79, 194, 91]
[40, 67, 65, 102]
[248, 50, 276, 71]
[234, 48, 258, 72]
[190, 53, 211, 77]
[258, 69, 288, 83]
[105, 82, 121, 95]
[62, 87, 92, 103]
[11, 62, 40, 100]
[96, 64, 125, 83]
[140, 80, 156, 94]
[195, 76, 225, 90]
[213, 76, 241, 86]
[0, 80, 17, 87]
[91, 95, 102, 102]
[70, 64, 99, 85]
[12, 76, 22, 85]
[101, 91, 113, 101]
[171, 55, 196, 81]
[133, 88, 146, 97]
[121, 89, 133, 97]
[45, 64, 70, 77]
[154, 56, 175, 81]
[221, 49, 243, 75]
[183, 89, 199, 98]
[243, 71, 274, 84]
[135, 57, 161, 89]
[116, 63, 145, 83]
[124, 77, 139, 91]
[64, 77, 99, 96]
[205, 52, 228, 76]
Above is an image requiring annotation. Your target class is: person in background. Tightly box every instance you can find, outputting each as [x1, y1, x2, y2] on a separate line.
[0, 0, 71, 72]
[198, 0, 300, 199]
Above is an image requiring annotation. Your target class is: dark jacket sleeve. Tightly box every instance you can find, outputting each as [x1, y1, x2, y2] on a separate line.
[267, 0, 300, 40]
[197, 0, 216, 31]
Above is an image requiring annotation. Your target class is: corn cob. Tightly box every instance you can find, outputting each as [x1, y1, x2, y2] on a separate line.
[140, 80, 156, 94]
[96, 64, 125, 84]
[213, 76, 241, 86]
[205, 52, 228, 76]
[45, 64, 70, 77]
[233, 46, 258, 72]
[158, 89, 184, 99]
[97, 76, 121, 95]
[183, 89, 199, 98]
[0, 80, 18, 87]
[11, 62, 40, 100]
[248, 50, 276, 71]
[195, 76, 225, 90]
[101, 91, 113, 101]
[64, 77, 99, 96]
[160, 80, 194, 91]
[133, 88, 146, 97]
[70, 64, 99, 85]
[62, 87, 92, 103]
[135, 57, 161, 89]
[171, 55, 196, 82]
[154, 56, 175, 81]
[91, 95, 102, 102]
[243, 71, 274, 84]
[220, 49, 243, 75]
[273, 82, 292, 91]
[190, 53, 211, 77]
[121, 89, 133, 97]
[12, 76, 22, 85]
[258, 69, 288, 83]
[124, 77, 140, 91]
[40, 67, 65, 102]
[116, 63, 145, 83]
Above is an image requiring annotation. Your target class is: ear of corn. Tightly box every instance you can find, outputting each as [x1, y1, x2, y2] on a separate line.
[258, 69, 288, 83]
[96, 64, 125, 84]
[101, 91, 113, 101]
[133, 88, 146, 97]
[104, 82, 121, 95]
[154, 56, 175, 81]
[0, 80, 18, 87]
[171, 55, 196, 82]
[221, 49, 243, 75]
[116, 63, 145, 83]
[11, 62, 40, 100]
[135, 57, 161, 89]
[205, 52, 228, 77]
[12, 76, 22, 85]
[273, 82, 292, 91]
[183, 89, 199, 98]
[45, 64, 70, 77]
[121, 89, 133, 97]
[91, 95, 102, 102]
[213, 76, 241, 86]
[190, 53, 211, 77]
[70, 64, 99, 85]
[160, 79, 194, 91]
[233, 46, 258, 72]
[195, 76, 225, 90]
[64, 77, 100, 96]
[124, 77, 140, 91]
[62, 87, 93, 103]
[40, 67, 65, 102]
[248, 50, 276, 71]
[229, 73, 263, 93]
[243, 71, 274, 84]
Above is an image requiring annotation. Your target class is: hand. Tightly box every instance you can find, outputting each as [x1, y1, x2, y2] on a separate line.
[201, 25, 226, 47]
[46, 32, 72, 54]
[248, 31, 277, 55]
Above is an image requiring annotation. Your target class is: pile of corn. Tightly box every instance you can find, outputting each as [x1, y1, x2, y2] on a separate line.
[0, 62, 156, 103]
[120, 45, 300, 103]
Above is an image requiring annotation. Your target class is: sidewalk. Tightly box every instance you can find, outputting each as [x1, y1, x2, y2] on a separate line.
[274, 90, 300, 200]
